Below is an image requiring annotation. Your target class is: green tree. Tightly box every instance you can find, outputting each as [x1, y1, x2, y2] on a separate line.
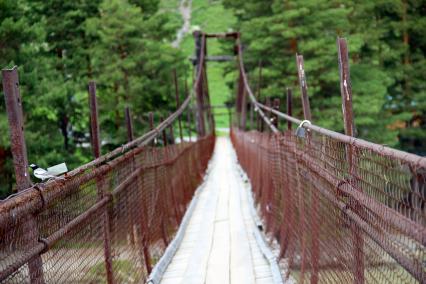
[86, 0, 186, 148]
[29, 0, 102, 151]
[223, 0, 425, 153]
[0, 0, 187, 197]
[0, 0, 93, 196]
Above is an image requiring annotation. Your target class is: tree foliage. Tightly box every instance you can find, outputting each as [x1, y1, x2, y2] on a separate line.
[223, 0, 425, 153]
[0, 0, 185, 197]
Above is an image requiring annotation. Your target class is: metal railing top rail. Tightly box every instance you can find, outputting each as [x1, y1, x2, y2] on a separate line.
[235, 37, 279, 133]
[235, 38, 426, 168]
[257, 103, 426, 167]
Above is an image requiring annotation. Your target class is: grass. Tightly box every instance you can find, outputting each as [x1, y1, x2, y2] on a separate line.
[88, 259, 140, 283]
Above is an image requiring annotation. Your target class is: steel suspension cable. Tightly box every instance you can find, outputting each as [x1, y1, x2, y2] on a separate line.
[235, 39, 426, 168]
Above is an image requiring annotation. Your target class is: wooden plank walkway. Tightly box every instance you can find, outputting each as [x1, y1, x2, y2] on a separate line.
[159, 137, 279, 284]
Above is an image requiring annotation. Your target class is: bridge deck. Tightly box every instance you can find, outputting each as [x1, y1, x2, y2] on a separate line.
[159, 137, 278, 284]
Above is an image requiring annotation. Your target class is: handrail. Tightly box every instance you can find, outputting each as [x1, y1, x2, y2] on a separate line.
[235, 37, 278, 133]
[0, 33, 209, 206]
[234, 39, 426, 168]
[232, 34, 426, 283]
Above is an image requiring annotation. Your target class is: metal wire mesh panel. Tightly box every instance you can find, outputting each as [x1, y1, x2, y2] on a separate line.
[0, 136, 215, 283]
[231, 128, 425, 283]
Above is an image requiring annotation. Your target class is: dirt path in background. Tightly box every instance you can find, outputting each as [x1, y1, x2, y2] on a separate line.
[172, 0, 192, 48]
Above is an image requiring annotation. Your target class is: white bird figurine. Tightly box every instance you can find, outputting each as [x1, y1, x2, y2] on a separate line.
[29, 163, 68, 181]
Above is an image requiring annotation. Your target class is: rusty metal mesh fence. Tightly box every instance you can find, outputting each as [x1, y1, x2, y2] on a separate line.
[231, 128, 425, 283]
[0, 135, 214, 283]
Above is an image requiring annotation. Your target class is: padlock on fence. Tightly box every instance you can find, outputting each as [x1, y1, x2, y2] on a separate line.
[295, 120, 311, 138]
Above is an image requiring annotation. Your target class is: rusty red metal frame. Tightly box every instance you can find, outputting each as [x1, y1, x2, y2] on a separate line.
[0, 33, 214, 282]
[296, 54, 312, 121]
[0, 136, 214, 282]
[232, 128, 425, 282]
[258, 103, 426, 168]
[88, 83, 114, 284]
[231, 33, 426, 283]
[286, 88, 292, 130]
[337, 37, 364, 284]
[0, 32, 211, 204]
[173, 69, 184, 142]
[232, 32, 425, 167]
[2, 66, 45, 284]
[125, 107, 135, 142]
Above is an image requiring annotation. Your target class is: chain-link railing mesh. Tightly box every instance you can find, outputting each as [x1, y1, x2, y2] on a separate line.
[0, 136, 214, 283]
[231, 128, 425, 283]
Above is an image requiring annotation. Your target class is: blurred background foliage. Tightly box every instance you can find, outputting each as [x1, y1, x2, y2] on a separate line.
[222, 0, 425, 153]
[0, 0, 188, 197]
[0, 0, 424, 197]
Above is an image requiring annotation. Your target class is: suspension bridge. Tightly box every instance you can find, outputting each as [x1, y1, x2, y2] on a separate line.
[0, 32, 425, 284]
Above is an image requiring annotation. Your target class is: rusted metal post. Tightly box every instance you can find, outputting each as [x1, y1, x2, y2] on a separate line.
[235, 35, 244, 128]
[125, 106, 142, 262]
[186, 110, 192, 142]
[256, 102, 262, 132]
[173, 69, 183, 142]
[168, 112, 175, 144]
[294, 55, 313, 281]
[337, 37, 364, 284]
[295, 55, 318, 282]
[236, 66, 244, 128]
[142, 237, 152, 274]
[194, 31, 206, 137]
[158, 115, 170, 246]
[192, 107, 198, 139]
[196, 79, 206, 137]
[125, 107, 134, 142]
[264, 97, 271, 132]
[184, 74, 191, 142]
[148, 112, 154, 130]
[125, 107, 146, 270]
[200, 47, 213, 135]
[296, 54, 312, 121]
[203, 69, 215, 136]
[249, 102, 254, 130]
[256, 60, 262, 130]
[193, 30, 202, 69]
[286, 88, 293, 130]
[240, 89, 247, 130]
[88, 81, 114, 284]
[337, 38, 356, 146]
[148, 112, 155, 146]
[160, 116, 167, 146]
[145, 111, 156, 272]
[88, 82, 101, 158]
[273, 98, 280, 128]
[2, 68, 31, 192]
[164, 114, 180, 225]
[265, 97, 271, 118]
[2, 67, 45, 284]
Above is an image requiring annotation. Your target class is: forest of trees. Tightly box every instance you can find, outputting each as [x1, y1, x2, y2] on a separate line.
[223, 0, 425, 153]
[0, 0, 424, 197]
[0, 0, 188, 197]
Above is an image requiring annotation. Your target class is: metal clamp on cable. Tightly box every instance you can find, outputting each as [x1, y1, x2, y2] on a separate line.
[295, 120, 311, 138]
[33, 184, 47, 210]
[38, 237, 49, 254]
